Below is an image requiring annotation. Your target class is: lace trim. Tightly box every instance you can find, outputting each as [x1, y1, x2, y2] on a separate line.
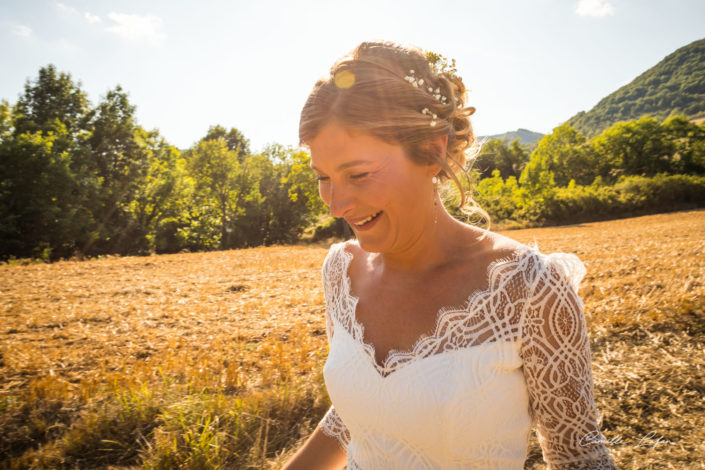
[319, 406, 350, 450]
[320, 240, 617, 468]
[547, 454, 617, 470]
[334, 240, 535, 377]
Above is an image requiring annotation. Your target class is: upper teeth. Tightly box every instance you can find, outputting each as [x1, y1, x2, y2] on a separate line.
[354, 211, 381, 226]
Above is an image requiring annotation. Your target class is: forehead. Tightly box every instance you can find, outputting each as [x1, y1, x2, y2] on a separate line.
[309, 122, 402, 169]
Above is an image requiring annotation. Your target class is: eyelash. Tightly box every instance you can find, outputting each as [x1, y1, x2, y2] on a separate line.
[316, 172, 369, 182]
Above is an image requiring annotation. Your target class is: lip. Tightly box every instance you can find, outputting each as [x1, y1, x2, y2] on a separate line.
[347, 211, 383, 231]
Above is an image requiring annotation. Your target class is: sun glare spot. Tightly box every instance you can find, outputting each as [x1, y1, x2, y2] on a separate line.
[334, 70, 355, 89]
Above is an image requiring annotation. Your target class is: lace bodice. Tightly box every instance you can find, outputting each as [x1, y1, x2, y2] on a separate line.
[318, 240, 616, 469]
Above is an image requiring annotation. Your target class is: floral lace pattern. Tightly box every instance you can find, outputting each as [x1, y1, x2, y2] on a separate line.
[319, 406, 351, 450]
[318, 240, 616, 469]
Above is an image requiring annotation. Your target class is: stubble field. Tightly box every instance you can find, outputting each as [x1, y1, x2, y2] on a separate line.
[1, 209, 704, 469]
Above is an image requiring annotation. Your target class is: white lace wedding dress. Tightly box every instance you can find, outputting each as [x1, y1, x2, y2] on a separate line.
[318, 240, 616, 470]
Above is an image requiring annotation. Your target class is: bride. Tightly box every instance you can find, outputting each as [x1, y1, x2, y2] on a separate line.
[283, 40, 617, 470]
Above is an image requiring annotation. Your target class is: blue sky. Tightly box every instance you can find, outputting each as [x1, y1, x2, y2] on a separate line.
[1, 0, 704, 152]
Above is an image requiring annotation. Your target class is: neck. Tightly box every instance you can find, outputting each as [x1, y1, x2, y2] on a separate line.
[376, 208, 466, 275]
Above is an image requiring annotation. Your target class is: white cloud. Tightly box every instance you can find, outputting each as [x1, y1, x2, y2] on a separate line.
[12, 24, 32, 37]
[55, 2, 79, 15]
[106, 12, 166, 45]
[576, 0, 615, 18]
[84, 12, 101, 24]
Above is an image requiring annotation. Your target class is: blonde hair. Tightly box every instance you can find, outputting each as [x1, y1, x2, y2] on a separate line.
[299, 40, 490, 226]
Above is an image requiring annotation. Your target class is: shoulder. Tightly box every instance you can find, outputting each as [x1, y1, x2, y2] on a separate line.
[321, 239, 356, 282]
[522, 247, 587, 294]
[460, 228, 533, 274]
[322, 239, 350, 264]
[471, 229, 586, 294]
[486, 231, 530, 263]
[324, 238, 369, 270]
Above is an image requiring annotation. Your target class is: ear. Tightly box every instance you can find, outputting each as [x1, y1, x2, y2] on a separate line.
[424, 134, 448, 178]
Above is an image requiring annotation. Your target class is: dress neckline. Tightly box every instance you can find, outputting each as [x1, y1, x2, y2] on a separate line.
[336, 240, 533, 378]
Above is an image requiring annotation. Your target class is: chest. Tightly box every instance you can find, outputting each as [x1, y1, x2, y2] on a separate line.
[350, 264, 490, 367]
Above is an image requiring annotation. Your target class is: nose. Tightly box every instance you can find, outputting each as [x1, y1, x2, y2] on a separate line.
[325, 182, 354, 218]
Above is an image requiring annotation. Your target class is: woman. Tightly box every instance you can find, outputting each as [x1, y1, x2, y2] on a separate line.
[284, 41, 616, 470]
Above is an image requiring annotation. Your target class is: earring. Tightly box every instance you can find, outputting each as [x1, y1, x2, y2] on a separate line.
[432, 176, 438, 225]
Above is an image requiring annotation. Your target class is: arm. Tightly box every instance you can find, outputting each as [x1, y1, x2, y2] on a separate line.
[282, 411, 348, 470]
[521, 253, 617, 469]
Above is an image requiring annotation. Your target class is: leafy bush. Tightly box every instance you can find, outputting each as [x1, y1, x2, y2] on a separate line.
[476, 172, 705, 227]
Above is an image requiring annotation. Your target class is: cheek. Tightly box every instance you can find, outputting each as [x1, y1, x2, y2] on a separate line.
[362, 175, 392, 206]
[375, 172, 423, 208]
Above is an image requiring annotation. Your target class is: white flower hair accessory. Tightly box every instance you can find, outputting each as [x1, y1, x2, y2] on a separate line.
[421, 108, 438, 127]
[404, 69, 448, 104]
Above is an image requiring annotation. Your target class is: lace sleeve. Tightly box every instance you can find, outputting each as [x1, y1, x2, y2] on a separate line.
[521, 253, 617, 469]
[318, 406, 351, 449]
[318, 242, 351, 451]
[321, 241, 349, 343]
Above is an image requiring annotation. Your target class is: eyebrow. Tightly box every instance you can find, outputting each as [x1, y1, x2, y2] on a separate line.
[310, 159, 372, 172]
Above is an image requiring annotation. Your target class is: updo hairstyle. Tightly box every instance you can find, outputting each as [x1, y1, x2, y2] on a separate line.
[299, 40, 489, 223]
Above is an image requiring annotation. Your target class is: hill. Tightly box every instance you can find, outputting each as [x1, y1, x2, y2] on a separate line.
[567, 38, 705, 137]
[479, 128, 544, 145]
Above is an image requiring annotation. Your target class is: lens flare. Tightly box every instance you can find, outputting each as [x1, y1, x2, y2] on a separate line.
[334, 70, 355, 89]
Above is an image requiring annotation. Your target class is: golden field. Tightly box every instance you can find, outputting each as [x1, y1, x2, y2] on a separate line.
[1, 209, 704, 469]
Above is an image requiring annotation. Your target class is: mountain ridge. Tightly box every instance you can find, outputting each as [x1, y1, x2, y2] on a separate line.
[478, 128, 544, 146]
[566, 37, 705, 137]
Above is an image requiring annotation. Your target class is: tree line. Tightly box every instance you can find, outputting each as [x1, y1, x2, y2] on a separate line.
[2, 65, 705, 261]
[0, 65, 323, 261]
[470, 116, 705, 226]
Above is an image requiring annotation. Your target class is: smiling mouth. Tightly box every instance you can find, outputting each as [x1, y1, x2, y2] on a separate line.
[351, 211, 382, 227]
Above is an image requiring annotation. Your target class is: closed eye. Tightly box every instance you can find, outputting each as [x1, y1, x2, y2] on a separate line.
[350, 172, 369, 180]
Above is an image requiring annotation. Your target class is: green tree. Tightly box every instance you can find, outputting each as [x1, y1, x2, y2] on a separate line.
[126, 129, 184, 253]
[524, 124, 594, 186]
[82, 86, 154, 254]
[592, 116, 674, 178]
[0, 66, 93, 259]
[476, 170, 525, 221]
[473, 138, 527, 179]
[186, 138, 258, 249]
[0, 100, 12, 138]
[13, 64, 91, 139]
[661, 115, 705, 174]
[263, 145, 325, 243]
[200, 125, 251, 157]
[227, 145, 323, 246]
[507, 140, 529, 177]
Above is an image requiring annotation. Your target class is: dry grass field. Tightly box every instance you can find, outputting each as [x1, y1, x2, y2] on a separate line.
[1, 209, 704, 469]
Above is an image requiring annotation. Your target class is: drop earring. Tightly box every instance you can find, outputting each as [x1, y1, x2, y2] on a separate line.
[432, 176, 438, 225]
